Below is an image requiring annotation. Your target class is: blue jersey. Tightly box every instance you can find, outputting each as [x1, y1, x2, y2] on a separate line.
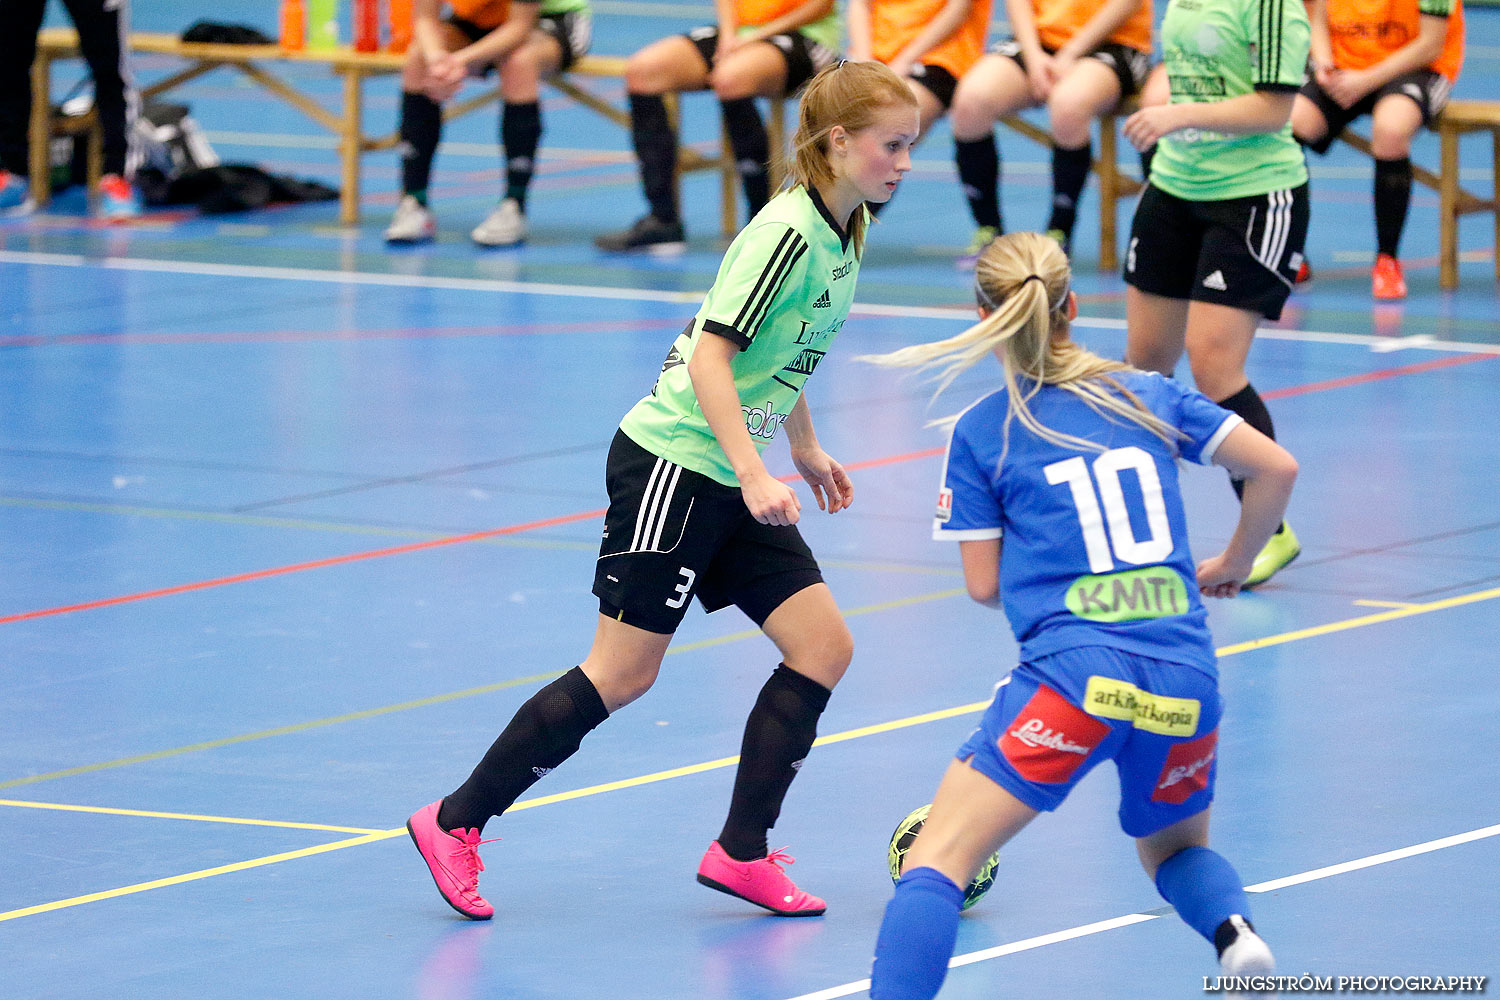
[933, 371, 1241, 670]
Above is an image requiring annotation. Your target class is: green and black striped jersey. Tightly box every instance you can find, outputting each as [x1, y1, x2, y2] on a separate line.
[1151, 0, 1311, 201]
[619, 186, 861, 486]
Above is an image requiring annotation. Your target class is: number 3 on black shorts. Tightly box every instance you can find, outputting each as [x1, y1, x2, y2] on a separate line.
[666, 567, 697, 608]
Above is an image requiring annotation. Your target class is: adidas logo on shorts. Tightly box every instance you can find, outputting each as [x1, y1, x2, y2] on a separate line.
[813, 288, 831, 308]
[1202, 270, 1228, 291]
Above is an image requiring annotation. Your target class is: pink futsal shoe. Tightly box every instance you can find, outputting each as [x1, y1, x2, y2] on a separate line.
[406, 800, 495, 920]
[696, 841, 826, 916]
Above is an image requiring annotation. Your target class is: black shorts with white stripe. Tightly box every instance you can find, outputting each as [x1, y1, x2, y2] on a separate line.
[592, 430, 823, 635]
[1122, 182, 1310, 321]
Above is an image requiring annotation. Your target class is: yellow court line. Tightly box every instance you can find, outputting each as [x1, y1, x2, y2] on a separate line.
[0, 588, 966, 793]
[0, 799, 382, 834]
[3, 583, 1496, 924]
[1354, 598, 1420, 610]
[0, 831, 400, 923]
[1215, 585, 1500, 657]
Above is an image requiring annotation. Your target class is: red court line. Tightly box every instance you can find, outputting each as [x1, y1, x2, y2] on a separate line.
[0, 317, 684, 349]
[0, 508, 608, 626]
[3, 351, 1492, 626]
[1262, 352, 1497, 399]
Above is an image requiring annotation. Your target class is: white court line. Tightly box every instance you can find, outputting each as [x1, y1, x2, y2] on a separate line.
[783, 822, 1500, 1000]
[3, 249, 1499, 356]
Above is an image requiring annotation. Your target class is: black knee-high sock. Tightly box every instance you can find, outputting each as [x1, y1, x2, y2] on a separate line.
[501, 101, 542, 209]
[1374, 156, 1412, 258]
[1048, 142, 1092, 237]
[629, 93, 678, 223]
[954, 135, 1003, 230]
[438, 667, 610, 834]
[400, 91, 443, 200]
[1216, 383, 1276, 503]
[718, 664, 832, 862]
[720, 96, 771, 215]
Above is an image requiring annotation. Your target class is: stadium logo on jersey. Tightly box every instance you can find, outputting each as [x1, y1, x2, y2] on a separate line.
[1153, 729, 1218, 804]
[813, 289, 831, 308]
[1202, 270, 1228, 291]
[935, 487, 953, 523]
[1083, 676, 1200, 736]
[998, 685, 1109, 784]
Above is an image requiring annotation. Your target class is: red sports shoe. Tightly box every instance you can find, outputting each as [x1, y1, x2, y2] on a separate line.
[1293, 258, 1312, 285]
[696, 841, 826, 916]
[406, 800, 496, 920]
[1372, 253, 1407, 300]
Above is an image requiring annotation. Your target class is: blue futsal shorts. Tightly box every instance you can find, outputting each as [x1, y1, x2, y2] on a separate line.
[956, 645, 1222, 838]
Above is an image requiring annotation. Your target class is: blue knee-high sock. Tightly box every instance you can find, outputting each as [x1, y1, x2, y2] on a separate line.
[1154, 846, 1250, 945]
[871, 867, 965, 1000]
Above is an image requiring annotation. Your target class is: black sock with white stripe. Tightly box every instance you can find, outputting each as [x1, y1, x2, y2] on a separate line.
[954, 136, 1003, 230]
[1216, 383, 1276, 505]
[501, 101, 542, 208]
[438, 667, 609, 834]
[720, 97, 771, 215]
[718, 665, 832, 862]
[1047, 142, 1092, 238]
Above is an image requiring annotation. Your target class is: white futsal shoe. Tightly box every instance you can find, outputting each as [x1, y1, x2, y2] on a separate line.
[1219, 914, 1276, 997]
[471, 197, 527, 247]
[385, 195, 436, 244]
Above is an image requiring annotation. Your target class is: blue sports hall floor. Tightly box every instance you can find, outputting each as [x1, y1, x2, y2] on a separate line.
[2, 2, 1498, 998]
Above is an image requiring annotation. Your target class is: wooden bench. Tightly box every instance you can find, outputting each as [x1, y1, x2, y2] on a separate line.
[1337, 99, 1500, 290]
[31, 26, 769, 233]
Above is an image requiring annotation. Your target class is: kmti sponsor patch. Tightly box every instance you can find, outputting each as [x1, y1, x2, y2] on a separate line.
[1065, 567, 1189, 622]
[1083, 675, 1200, 737]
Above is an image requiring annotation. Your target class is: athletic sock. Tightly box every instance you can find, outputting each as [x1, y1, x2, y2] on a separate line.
[1047, 142, 1092, 238]
[1154, 846, 1251, 945]
[720, 96, 771, 215]
[629, 93, 678, 224]
[954, 135, 1003, 230]
[870, 867, 965, 1000]
[399, 91, 443, 197]
[501, 100, 542, 209]
[438, 667, 610, 834]
[1216, 383, 1275, 502]
[1374, 156, 1412, 258]
[717, 664, 832, 861]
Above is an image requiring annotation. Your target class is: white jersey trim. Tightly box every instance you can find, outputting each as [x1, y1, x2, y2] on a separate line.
[1199, 413, 1244, 466]
[932, 526, 1003, 542]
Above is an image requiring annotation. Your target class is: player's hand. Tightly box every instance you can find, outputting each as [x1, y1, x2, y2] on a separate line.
[1195, 553, 1253, 598]
[1313, 64, 1338, 91]
[425, 54, 467, 100]
[714, 32, 743, 64]
[1044, 50, 1076, 88]
[1026, 55, 1055, 102]
[1123, 104, 1182, 151]
[1325, 68, 1367, 109]
[740, 469, 802, 526]
[887, 56, 914, 81]
[791, 447, 854, 514]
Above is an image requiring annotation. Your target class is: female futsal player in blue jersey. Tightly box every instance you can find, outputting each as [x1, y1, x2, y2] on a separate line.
[861, 232, 1297, 998]
[405, 61, 921, 923]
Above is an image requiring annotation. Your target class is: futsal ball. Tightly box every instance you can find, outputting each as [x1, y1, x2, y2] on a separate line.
[887, 803, 1000, 911]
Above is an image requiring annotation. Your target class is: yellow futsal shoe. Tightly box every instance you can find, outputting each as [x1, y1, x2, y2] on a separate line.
[1243, 522, 1300, 589]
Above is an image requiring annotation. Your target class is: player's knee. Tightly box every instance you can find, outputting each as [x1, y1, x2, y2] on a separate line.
[1369, 125, 1414, 159]
[1048, 105, 1092, 148]
[624, 55, 661, 94]
[709, 69, 757, 101]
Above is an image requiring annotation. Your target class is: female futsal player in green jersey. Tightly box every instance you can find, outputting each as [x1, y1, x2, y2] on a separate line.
[407, 60, 921, 921]
[1120, 0, 1310, 587]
